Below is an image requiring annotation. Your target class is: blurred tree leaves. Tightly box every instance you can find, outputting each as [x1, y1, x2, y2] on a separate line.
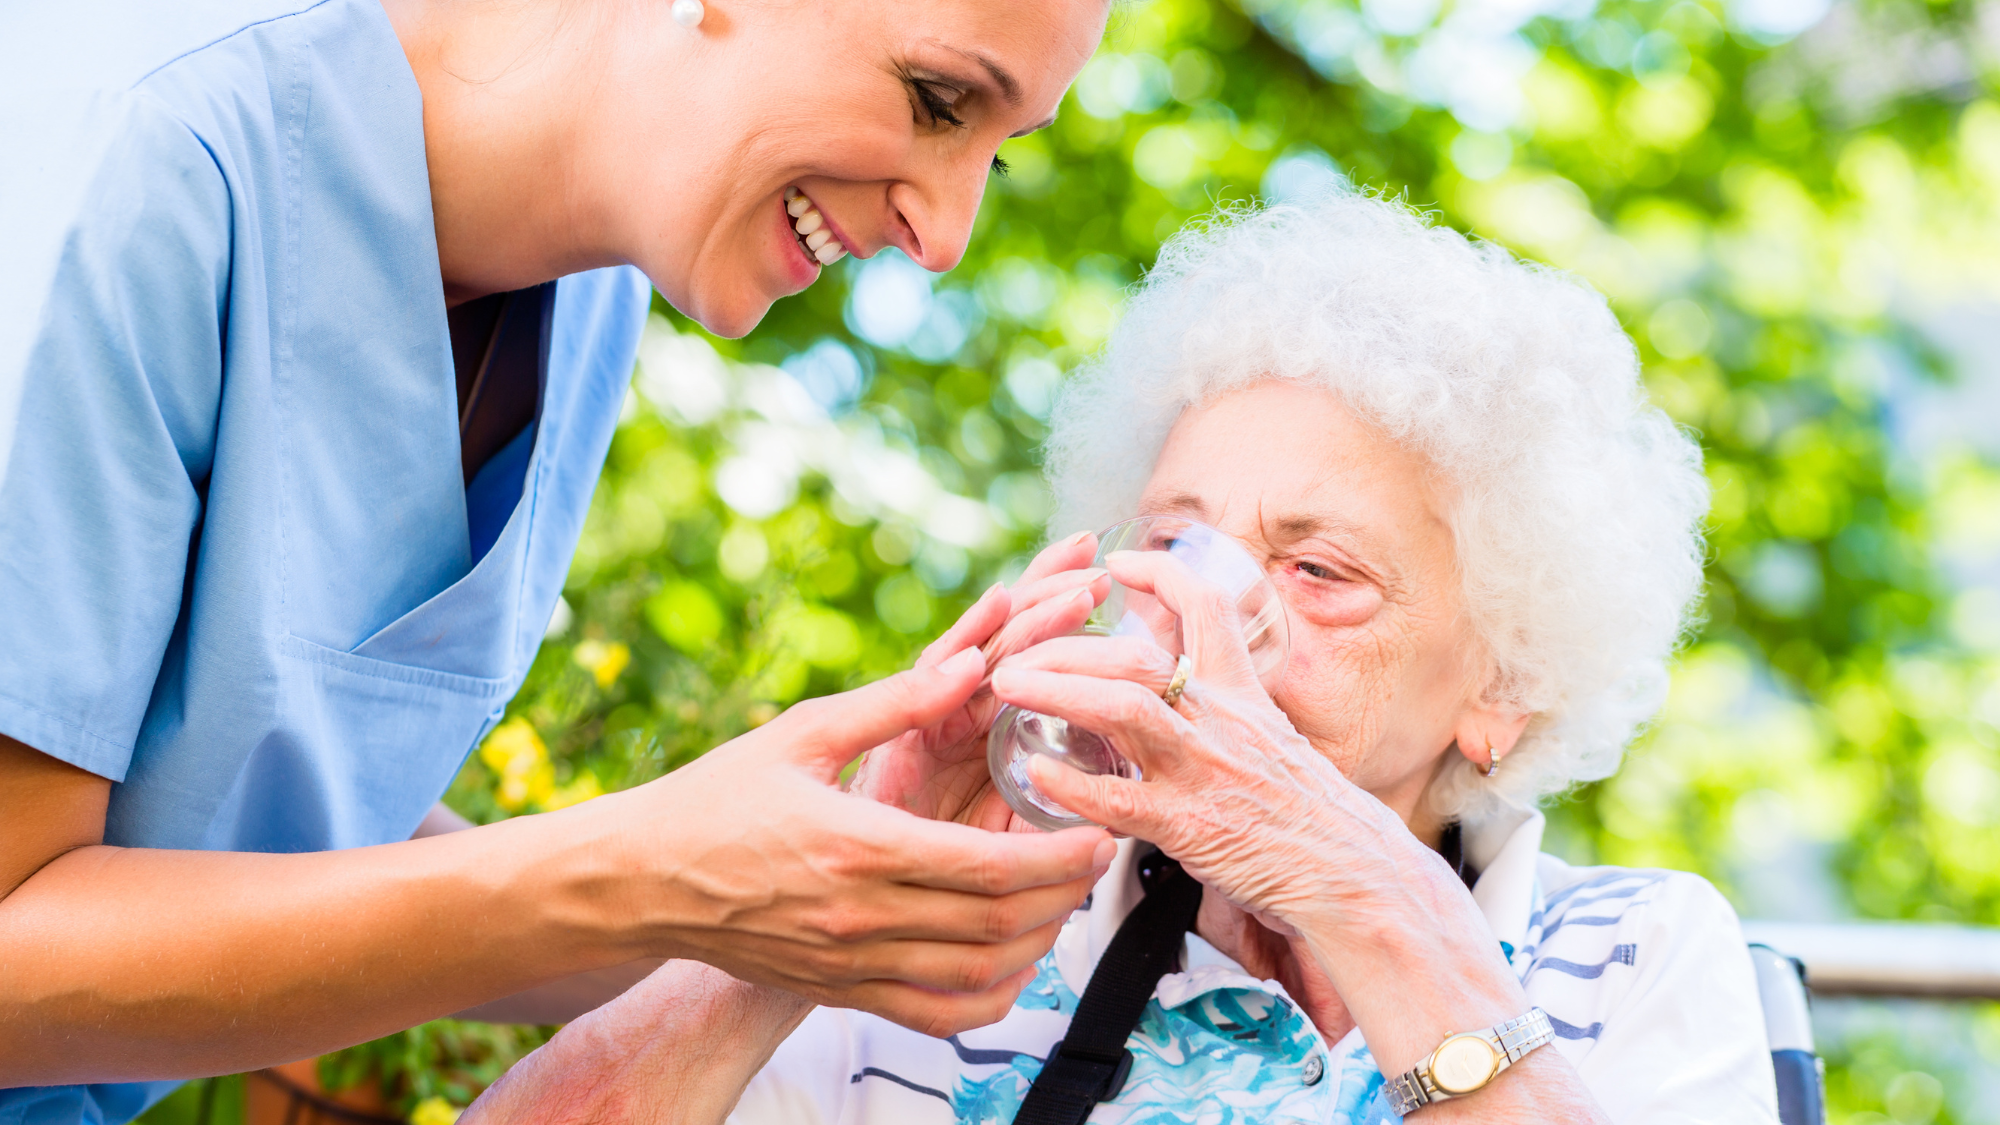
[292, 0, 2000, 1119]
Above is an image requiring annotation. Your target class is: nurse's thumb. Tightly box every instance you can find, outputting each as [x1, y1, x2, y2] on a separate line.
[780, 647, 987, 779]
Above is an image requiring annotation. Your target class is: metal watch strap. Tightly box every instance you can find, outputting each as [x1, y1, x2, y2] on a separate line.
[1384, 1008, 1555, 1115]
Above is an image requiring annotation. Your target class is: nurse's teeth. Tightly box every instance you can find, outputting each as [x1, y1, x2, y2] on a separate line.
[785, 189, 849, 265]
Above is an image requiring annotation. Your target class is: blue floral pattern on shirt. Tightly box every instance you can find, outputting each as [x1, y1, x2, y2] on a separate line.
[949, 952, 1402, 1124]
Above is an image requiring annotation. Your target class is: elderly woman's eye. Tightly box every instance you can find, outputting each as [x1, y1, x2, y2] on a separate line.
[1297, 561, 1335, 580]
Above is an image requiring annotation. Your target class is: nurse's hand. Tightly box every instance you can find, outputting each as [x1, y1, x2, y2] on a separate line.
[572, 646, 1114, 1038]
[848, 531, 1109, 832]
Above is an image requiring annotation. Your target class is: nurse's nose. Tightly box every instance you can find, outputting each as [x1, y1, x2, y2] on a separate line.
[884, 153, 992, 274]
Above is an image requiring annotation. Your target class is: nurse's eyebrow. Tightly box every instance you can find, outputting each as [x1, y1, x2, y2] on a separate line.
[926, 43, 1056, 134]
[938, 46, 1023, 106]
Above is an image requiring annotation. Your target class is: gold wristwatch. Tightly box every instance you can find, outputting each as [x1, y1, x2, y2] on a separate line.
[1384, 1007, 1554, 1114]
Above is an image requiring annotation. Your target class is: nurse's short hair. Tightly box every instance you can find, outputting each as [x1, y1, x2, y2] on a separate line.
[1043, 189, 1710, 826]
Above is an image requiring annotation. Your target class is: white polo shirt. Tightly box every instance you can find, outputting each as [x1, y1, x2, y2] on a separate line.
[730, 809, 1782, 1124]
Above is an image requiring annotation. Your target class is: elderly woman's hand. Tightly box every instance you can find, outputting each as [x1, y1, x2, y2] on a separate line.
[849, 532, 1111, 831]
[989, 548, 1422, 938]
[988, 549, 1582, 1111]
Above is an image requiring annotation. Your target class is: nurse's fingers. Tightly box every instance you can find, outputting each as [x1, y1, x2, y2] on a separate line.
[914, 568, 1107, 685]
[914, 582, 1011, 669]
[975, 584, 1099, 672]
[825, 964, 1045, 1039]
[761, 916, 1070, 997]
[873, 817, 1115, 896]
[1018, 530, 1099, 586]
[1005, 567, 1110, 618]
[776, 647, 989, 778]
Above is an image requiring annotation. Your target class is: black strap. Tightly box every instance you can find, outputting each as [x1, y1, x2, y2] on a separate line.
[1438, 821, 1480, 891]
[1013, 849, 1204, 1125]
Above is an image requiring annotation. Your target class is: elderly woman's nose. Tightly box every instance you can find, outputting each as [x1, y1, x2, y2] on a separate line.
[885, 162, 989, 273]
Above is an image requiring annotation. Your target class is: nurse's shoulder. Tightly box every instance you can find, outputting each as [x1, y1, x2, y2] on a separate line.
[2, 0, 329, 98]
[0, 0, 348, 454]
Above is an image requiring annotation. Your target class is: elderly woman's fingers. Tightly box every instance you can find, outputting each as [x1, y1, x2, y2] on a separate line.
[989, 666, 1193, 780]
[1024, 754, 1165, 842]
[1103, 550, 1264, 692]
[995, 635, 1181, 694]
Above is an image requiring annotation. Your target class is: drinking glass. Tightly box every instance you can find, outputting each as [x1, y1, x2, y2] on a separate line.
[986, 515, 1290, 831]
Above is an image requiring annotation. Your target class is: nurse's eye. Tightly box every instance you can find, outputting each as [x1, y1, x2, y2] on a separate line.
[908, 78, 969, 129]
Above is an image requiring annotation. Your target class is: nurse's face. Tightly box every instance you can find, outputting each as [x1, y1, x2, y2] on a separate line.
[608, 0, 1109, 337]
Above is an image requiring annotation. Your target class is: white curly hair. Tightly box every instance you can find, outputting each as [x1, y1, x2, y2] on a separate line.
[1043, 189, 1710, 826]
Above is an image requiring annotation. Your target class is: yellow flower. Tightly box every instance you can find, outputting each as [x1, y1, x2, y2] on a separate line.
[479, 717, 551, 812]
[408, 1096, 462, 1125]
[572, 639, 632, 689]
[543, 769, 604, 811]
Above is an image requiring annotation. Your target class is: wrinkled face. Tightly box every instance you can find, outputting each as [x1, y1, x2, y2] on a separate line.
[607, 0, 1107, 337]
[1136, 381, 1489, 804]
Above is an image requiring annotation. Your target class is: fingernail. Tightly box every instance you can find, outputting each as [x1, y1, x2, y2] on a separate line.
[1070, 530, 1092, 546]
[944, 647, 984, 675]
[1091, 838, 1118, 870]
[987, 581, 1007, 599]
[1080, 568, 1107, 582]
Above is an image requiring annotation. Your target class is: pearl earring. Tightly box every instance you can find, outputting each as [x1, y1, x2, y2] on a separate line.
[671, 0, 704, 28]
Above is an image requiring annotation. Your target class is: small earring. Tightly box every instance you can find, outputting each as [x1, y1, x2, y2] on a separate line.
[671, 0, 704, 28]
[1483, 742, 1503, 778]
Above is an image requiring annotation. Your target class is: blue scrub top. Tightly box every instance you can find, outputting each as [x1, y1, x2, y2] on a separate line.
[0, 1, 649, 1119]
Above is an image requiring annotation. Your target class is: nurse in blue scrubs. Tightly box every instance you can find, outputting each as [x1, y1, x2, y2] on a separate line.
[0, 0, 1113, 1118]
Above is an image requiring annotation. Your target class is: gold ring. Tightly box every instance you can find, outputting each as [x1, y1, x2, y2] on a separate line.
[1161, 653, 1192, 709]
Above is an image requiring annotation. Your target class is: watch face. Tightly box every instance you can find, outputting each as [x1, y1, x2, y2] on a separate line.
[1431, 1035, 1501, 1093]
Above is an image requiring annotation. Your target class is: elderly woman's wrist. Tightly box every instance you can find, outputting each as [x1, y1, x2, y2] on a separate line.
[1259, 809, 1455, 931]
[1285, 841, 1503, 978]
[1287, 851, 1528, 1072]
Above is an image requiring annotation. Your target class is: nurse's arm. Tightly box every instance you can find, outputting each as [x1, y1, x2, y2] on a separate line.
[0, 657, 1108, 1086]
[410, 802, 666, 1025]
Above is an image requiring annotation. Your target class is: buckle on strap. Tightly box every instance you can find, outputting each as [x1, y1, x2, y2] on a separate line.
[1038, 1043, 1135, 1103]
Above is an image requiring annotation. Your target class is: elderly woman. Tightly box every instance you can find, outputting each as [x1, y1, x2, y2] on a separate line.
[467, 192, 1776, 1123]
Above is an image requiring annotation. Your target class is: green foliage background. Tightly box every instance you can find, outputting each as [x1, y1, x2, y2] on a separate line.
[142, 0, 2000, 1120]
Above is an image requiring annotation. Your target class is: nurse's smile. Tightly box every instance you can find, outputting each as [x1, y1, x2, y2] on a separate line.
[393, 0, 1095, 334]
[785, 187, 849, 267]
